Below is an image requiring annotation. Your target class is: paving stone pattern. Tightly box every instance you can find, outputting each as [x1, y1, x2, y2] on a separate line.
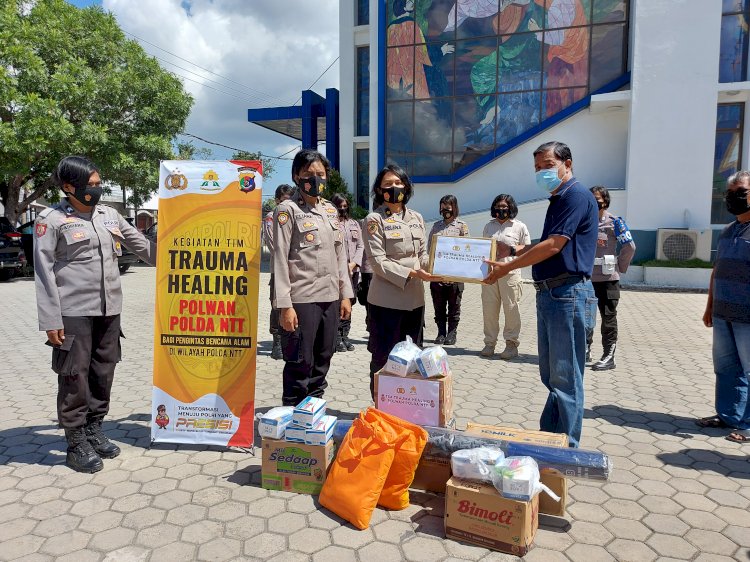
[0, 266, 748, 561]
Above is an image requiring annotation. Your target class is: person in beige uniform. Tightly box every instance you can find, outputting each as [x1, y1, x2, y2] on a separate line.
[263, 184, 293, 360]
[331, 193, 363, 352]
[273, 149, 353, 406]
[34, 156, 155, 473]
[427, 194, 470, 345]
[481, 194, 531, 359]
[363, 164, 442, 397]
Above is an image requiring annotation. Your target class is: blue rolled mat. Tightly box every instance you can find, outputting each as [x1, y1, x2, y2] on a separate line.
[332, 419, 611, 481]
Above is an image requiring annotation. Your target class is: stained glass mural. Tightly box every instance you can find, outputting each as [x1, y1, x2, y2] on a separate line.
[385, 0, 630, 178]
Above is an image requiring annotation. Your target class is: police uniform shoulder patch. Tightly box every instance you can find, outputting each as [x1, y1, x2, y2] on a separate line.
[367, 220, 378, 235]
[278, 211, 290, 225]
[35, 223, 47, 237]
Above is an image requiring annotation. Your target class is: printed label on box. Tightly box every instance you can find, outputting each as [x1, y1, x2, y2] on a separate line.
[377, 376, 440, 426]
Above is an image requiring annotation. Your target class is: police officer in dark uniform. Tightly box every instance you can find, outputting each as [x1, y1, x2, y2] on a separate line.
[263, 184, 294, 360]
[273, 150, 353, 406]
[34, 156, 155, 473]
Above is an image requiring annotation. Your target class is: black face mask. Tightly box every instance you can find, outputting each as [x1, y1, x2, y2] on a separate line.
[491, 208, 510, 220]
[68, 183, 102, 207]
[337, 206, 349, 219]
[382, 185, 406, 204]
[440, 208, 453, 219]
[597, 202, 607, 210]
[297, 176, 325, 198]
[726, 189, 750, 215]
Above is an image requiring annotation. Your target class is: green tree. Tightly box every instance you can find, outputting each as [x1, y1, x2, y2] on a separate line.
[0, 0, 193, 222]
[231, 150, 276, 179]
[175, 141, 214, 161]
[322, 169, 368, 219]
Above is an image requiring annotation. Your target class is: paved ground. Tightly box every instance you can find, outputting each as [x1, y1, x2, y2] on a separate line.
[0, 264, 748, 562]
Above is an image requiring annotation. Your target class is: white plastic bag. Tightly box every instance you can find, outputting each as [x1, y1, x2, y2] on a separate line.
[490, 456, 561, 502]
[384, 335, 421, 376]
[451, 447, 505, 482]
[415, 346, 450, 378]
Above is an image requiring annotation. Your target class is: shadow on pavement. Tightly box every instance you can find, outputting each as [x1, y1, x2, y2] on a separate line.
[657, 450, 750, 479]
[585, 404, 713, 438]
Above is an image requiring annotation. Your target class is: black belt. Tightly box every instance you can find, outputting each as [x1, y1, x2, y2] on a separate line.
[533, 274, 586, 292]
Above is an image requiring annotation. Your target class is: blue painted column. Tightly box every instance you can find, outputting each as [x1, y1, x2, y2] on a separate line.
[325, 88, 340, 170]
[301, 90, 326, 150]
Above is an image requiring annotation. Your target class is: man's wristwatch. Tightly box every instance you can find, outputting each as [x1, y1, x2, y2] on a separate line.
[509, 246, 517, 257]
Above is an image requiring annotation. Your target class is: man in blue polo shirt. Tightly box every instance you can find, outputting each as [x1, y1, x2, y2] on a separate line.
[484, 141, 598, 447]
[699, 170, 750, 443]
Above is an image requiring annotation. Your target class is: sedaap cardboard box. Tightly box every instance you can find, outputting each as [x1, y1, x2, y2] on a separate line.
[465, 423, 568, 517]
[375, 370, 453, 427]
[445, 477, 539, 557]
[261, 438, 335, 495]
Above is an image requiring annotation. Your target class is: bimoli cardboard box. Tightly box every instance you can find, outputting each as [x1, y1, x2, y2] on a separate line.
[465, 423, 568, 517]
[261, 438, 334, 495]
[375, 370, 453, 427]
[445, 477, 539, 557]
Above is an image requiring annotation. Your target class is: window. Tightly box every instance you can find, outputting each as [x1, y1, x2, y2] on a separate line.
[356, 148, 370, 209]
[712, 103, 745, 224]
[357, 46, 370, 136]
[357, 0, 369, 26]
[384, 0, 630, 179]
[720, 0, 749, 83]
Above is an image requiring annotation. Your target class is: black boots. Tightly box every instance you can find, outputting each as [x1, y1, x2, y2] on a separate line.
[84, 419, 121, 459]
[335, 333, 347, 353]
[592, 344, 616, 371]
[65, 427, 103, 473]
[271, 334, 282, 360]
[435, 322, 446, 345]
[444, 330, 457, 346]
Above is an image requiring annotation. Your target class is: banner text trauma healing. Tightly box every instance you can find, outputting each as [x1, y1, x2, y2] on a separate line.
[167, 249, 249, 295]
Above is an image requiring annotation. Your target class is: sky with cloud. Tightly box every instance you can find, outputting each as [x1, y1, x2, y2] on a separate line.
[67, 0, 340, 197]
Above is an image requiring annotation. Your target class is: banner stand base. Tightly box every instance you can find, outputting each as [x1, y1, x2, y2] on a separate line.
[147, 439, 255, 456]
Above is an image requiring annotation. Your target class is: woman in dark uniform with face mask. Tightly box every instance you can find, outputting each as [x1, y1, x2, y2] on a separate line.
[362, 164, 442, 398]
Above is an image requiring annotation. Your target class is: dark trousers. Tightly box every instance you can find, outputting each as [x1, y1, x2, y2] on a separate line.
[357, 272, 373, 328]
[430, 282, 464, 334]
[587, 280, 620, 352]
[281, 301, 339, 406]
[367, 303, 424, 397]
[54, 315, 122, 429]
[269, 274, 280, 335]
[337, 298, 356, 340]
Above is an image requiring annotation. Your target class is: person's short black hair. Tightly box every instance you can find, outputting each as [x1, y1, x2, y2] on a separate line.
[371, 164, 413, 206]
[590, 186, 611, 209]
[490, 193, 518, 219]
[393, 0, 407, 16]
[533, 141, 572, 163]
[275, 184, 294, 201]
[330, 193, 349, 208]
[53, 156, 99, 191]
[439, 194, 459, 218]
[291, 149, 331, 179]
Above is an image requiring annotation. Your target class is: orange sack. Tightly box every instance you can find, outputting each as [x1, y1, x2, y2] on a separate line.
[319, 413, 399, 529]
[365, 408, 428, 510]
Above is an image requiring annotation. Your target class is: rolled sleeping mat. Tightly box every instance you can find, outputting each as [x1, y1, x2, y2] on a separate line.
[332, 419, 611, 481]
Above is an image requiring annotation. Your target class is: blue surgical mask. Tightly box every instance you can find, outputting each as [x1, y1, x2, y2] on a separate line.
[535, 167, 562, 193]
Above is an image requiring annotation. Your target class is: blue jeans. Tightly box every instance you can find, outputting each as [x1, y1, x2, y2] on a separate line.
[713, 317, 750, 430]
[537, 279, 597, 447]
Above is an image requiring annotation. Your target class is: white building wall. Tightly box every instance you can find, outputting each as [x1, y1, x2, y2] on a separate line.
[340, 0, 741, 243]
[624, 0, 721, 230]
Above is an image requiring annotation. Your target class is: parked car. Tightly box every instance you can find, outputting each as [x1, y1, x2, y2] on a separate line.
[0, 218, 26, 281]
[118, 217, 140, 274]
[144, 222, 157, 243]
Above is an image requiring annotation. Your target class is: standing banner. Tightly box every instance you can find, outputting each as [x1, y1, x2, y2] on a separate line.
[151, 160, 262, 447]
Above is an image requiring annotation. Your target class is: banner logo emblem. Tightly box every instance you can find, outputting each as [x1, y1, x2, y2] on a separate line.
[165, 170, 189, 190]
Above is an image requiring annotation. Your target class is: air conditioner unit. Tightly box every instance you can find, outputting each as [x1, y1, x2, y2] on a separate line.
[655, 229, 712, 262]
